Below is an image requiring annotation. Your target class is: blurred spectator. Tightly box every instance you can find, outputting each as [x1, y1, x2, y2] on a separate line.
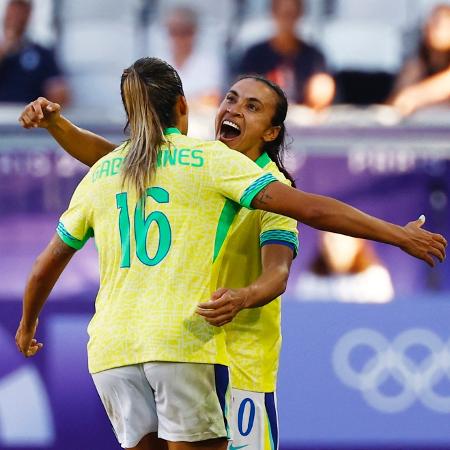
[156, 6, 223, 107]
[294, 232, 394, 303]
[0, 0, 70, 105]
[236, 0, 335, 109]
[390, 4, 450, 115]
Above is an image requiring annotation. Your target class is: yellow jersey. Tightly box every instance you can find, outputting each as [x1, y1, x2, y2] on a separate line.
[218, 152, 299, 392]
[56, 129, 277, 374]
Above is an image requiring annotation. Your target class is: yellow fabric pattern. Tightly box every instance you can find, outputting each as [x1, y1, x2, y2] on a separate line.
[57, 130, 277, 374]
[219, 154, 299, 392]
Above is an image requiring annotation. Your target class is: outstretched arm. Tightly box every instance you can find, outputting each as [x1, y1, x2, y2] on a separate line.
[16, 234, 76, 357]
[19, 97, 116, 167]
[197, 244, 294, 326]
[252, 182, 447, 266]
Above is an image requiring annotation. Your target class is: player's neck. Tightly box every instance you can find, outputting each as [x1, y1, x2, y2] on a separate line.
[243, 147, 262, 162]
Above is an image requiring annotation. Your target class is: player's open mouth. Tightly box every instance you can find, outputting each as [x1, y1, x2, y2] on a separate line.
[219, 120, 241, 141]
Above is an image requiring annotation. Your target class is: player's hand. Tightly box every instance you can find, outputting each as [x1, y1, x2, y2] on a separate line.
[15, 319, 43, 358]
[400, 215, 447, 267]
[196, 287, 249, 327]
[18, 97, 61, 129]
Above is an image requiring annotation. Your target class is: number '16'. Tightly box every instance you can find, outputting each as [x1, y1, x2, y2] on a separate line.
[116, 187, 171, 268]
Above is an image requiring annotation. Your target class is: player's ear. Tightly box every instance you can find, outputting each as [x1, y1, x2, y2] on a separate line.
[178, 95, 188, 116]
[262, 125, 281, 143]
[176, 95, 189, 134]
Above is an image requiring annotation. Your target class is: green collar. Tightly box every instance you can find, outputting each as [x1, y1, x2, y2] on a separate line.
[164, 127, 181, 135]
[255, 152, 271, 168]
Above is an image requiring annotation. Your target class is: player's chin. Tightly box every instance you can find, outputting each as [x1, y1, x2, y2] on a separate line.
[219, 135, 245, 152]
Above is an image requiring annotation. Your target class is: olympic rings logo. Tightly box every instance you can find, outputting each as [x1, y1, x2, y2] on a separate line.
[332, 328, 450, 414]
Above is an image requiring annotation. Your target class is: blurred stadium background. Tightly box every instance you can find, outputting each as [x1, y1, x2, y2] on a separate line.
[0, 0, 449, 449]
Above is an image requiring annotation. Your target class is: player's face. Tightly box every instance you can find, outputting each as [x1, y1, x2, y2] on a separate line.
[215, 79, 280, 160]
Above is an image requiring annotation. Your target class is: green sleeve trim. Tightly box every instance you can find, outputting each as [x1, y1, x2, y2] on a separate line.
[240, 173, 277, 209]
[56, 222, 93, 250]
[213, 199, 241, 262]
[260, 230, 299, 256]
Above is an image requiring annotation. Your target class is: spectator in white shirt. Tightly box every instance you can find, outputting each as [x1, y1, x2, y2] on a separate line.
[158, 6, 224, 107]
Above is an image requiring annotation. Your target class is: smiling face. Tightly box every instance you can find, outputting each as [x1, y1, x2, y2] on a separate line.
[215, 78, 281, 160]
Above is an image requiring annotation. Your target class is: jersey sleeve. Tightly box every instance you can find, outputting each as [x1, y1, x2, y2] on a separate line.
[259, 175, 299, 256]
[206, 142, 278, 209]
[260, 211, 299, 257]
[56, 172, 94, 250]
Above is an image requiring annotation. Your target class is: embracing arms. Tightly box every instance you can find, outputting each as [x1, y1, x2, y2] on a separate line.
[197, 244, 294, 326]
[252, 182, 447, 267]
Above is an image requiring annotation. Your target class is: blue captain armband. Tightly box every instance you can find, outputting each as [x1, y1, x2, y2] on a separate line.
[260, 230, 299, 257]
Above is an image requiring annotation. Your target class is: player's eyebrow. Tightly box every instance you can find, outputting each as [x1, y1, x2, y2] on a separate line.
[228, 90, 264, 106]
[247, 97, 263, 106]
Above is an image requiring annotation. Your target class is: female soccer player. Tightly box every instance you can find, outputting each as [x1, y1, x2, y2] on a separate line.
[20, 74, 298, 450]
[17, 58, 446, 450]
[197, 76, 298, 450]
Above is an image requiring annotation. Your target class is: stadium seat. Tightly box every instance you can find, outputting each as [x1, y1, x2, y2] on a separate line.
[320, 20, 403, 72]
[58, 0, 136, 22]
[334, 0, 411, 27]
[60, 21, 136, 71]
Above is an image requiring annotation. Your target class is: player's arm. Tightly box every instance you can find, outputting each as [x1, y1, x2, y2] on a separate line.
[197, 244, 294, 326]
[16, 234, 76, 357]
[18, 97, 116, 167]
[252, 182, 447, 266]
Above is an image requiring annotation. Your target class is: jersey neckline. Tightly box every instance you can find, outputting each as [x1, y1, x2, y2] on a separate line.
[255, 152, 271, 168]
[164, 127, 181, 135]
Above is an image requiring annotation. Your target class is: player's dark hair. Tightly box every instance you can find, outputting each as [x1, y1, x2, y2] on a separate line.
[120, 57, 184, 198]
[237, 74, 296, 187]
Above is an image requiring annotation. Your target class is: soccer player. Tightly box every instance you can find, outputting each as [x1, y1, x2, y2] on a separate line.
[198, 76, 298, 450]
[17, 57, 283, 450]
[17, 58, 446, 450]
[20, 74, 298, 450]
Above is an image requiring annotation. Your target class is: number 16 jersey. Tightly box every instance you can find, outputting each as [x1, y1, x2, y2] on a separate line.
[57, 129, 277, 374]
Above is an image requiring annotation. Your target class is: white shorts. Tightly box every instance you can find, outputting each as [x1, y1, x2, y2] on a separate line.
[92, 362, 230, 448]
[228, 389, 278, 450]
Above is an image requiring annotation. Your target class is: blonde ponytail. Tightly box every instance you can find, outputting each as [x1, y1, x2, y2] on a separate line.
[121, 68, 167, 198]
